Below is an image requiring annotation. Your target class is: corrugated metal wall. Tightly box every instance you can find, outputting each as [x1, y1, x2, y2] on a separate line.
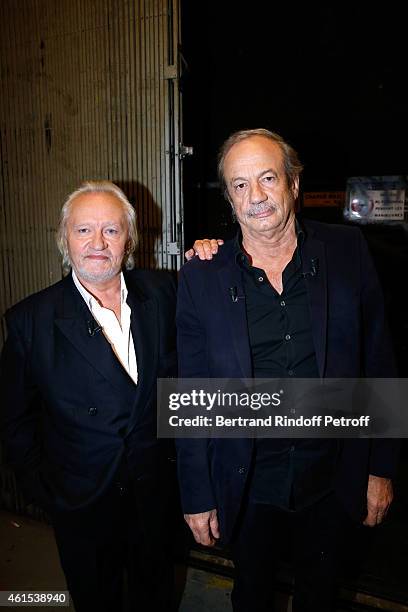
[0, 0, 183, 517]
[0, 0, 183, 349]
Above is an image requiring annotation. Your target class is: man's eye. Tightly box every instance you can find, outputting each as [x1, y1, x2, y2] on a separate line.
[263, 175, 275, 183]
[77, 228, 89, 234]
[105, 228, 119, 235]
[234, 183, 246, 191]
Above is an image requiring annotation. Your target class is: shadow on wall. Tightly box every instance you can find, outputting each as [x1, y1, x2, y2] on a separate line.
[117, 180, 163, 271]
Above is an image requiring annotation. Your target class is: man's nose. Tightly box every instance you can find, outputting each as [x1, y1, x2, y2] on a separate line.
[90, 231, 107, 250]
[249, 182, 267, 205]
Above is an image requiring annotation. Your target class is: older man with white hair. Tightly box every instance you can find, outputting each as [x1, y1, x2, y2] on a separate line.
[0, 181, 177, 612]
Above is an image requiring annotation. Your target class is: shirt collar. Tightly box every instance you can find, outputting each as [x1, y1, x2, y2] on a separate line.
[234, 216, 305, 266]
[295, 218, 305, 247]
[72, 269, 128, 311]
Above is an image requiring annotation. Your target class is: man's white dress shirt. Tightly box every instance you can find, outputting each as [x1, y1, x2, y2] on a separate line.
[72, 270, 138, 384]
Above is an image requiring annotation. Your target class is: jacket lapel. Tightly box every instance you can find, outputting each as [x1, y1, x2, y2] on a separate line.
[124, 277, 159, 429]
[302, 226, 328, 377]
[217, 264, 253, 377]
[127, 292, 158, 386]
[55, 275, 136, 392]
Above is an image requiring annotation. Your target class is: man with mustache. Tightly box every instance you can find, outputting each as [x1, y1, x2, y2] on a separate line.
[0, 181, 176, 612]
[177, 129, 398, 611]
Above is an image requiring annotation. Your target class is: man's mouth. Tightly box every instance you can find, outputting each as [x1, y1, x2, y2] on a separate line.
[84, 254, 110, 261]
[247, 204, 275, 218]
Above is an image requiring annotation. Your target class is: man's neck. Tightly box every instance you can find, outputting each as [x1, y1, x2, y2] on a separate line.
[74, 272, 122, 309]
[241, 214, 297, 263]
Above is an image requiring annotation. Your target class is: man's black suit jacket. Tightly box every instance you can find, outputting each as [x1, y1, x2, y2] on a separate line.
[0, 269, 176, 513]
[176, 220, 399, 545]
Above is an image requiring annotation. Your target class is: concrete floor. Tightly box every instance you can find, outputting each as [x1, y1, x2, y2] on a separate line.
[0, 511, 74, 612]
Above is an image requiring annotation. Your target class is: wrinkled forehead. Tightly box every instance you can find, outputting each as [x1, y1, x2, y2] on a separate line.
[68, 192, 127, 225]
[224, 136, 284, 180]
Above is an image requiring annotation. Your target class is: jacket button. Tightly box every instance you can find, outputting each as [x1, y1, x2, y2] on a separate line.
[88, 406, 97, 416]
[238, 467, 246, 474]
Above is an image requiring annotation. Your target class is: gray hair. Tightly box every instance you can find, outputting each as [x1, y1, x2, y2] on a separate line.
[56, 180, 138, 274]
[217, 128, 303, 201]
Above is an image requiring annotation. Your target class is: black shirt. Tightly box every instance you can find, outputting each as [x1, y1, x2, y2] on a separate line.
[234, 225, 337, 510]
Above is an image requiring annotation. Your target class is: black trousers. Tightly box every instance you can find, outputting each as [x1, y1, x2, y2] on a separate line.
[230, 493, 351, 612]
[51, 476, 173, 612]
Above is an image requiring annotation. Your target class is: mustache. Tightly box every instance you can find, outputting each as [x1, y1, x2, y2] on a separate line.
[83, 250, 112, 258]
[247, 202, 276, 217]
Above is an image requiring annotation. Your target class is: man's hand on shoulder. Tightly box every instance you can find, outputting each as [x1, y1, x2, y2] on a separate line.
[185, 239, 224, 261]
[184, 509, 220, 546]
[363, 474, 393, 527]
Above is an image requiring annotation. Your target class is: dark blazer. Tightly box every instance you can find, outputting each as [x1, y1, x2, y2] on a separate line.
[0, 269, 176, 513]
[176, 220, 399, 544]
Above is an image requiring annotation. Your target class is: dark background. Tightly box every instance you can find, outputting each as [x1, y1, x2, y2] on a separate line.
[180, 1, 408, 375]
[180, 3, 406, 240]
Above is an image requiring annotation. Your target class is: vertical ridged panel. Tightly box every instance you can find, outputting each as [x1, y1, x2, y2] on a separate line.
[0, 0, 183, 350]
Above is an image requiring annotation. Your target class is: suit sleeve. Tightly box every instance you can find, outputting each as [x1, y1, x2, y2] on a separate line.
[175, 267, 216, 513]
[0, 310, 47, 506]
[358, 231, 400, 478]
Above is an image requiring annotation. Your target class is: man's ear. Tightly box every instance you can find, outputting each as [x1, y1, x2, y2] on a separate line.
[292, 176, 300, 200]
